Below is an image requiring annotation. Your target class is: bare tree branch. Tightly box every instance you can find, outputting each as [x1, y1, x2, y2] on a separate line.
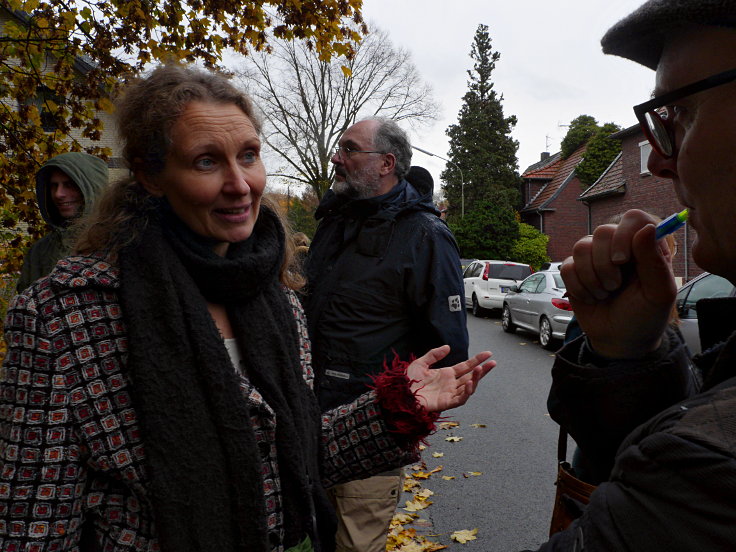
[239, 26, 439, 199]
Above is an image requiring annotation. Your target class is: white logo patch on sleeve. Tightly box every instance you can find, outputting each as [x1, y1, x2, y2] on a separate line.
[325, 369, 350, 380]
[448, 295, 462, 312]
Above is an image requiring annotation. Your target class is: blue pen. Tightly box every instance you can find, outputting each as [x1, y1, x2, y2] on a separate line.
[655, 209, 689, 239]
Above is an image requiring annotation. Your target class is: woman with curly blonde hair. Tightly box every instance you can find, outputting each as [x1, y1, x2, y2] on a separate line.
[1, 63, 494, 552]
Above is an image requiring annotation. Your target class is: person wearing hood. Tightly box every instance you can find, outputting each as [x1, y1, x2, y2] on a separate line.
[304, 118, 469, 552]
[17, 152, 108, 292]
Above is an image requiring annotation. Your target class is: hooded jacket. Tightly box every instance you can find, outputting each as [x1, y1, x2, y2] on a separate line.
[304, 167, 469, 411]
[17, 152, 109, 292]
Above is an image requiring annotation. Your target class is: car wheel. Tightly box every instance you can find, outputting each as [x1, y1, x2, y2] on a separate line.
[501, 304, 516, 333]
[539, 316, 556, 350]
[471, 294, 486, 317]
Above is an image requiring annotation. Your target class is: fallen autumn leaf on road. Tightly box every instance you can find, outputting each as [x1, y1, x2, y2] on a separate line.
[404, 499, 432, 512]
[393, 513, 415, 525]
[412, 466, 443, 479]
[450, 529, 478, 544]
[403, 478, 421, 492]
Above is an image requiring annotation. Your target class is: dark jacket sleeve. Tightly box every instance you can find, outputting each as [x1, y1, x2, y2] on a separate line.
[547, 328, 699, 483]
[406, 218, 469, 367]
[16, 233, 65, 293]
[531, 419, 736, 551]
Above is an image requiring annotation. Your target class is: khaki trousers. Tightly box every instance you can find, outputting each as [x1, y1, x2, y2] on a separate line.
[327, 470, 403, 552]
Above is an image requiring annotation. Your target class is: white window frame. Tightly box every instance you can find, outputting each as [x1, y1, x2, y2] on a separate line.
[639, 140, 652, 175]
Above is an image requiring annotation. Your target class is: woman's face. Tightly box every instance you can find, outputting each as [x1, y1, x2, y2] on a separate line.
[141, 101, 266, 256]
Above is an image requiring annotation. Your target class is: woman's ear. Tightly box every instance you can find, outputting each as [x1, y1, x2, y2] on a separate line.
[134, 160, 165, 197]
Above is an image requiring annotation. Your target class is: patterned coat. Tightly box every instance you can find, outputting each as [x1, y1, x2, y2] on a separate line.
[0, 256, 418, 551]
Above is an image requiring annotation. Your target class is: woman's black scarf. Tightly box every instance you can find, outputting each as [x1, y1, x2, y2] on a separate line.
[118, 204, 333, 551]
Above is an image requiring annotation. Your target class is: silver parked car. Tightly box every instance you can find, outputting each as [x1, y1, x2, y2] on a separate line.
[501, 271, 573, 350]
[676, 272, 736, 354]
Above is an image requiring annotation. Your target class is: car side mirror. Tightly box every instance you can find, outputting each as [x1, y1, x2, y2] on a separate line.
[509, 285, 519, 293]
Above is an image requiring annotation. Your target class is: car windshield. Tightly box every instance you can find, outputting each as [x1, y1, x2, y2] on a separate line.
[553, 274, 565, 288]
[677, 273, 734, 318]
[488, 264, 532, 280]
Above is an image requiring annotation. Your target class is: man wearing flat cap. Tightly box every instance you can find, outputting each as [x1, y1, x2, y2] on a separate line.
[532, 0, 736, 550]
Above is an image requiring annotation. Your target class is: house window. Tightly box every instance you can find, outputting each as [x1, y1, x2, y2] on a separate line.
[639, 140, 652, 175]
[27, 86, 62, 133]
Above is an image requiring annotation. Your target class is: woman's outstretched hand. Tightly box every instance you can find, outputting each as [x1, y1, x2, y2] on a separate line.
[407, 345, 495, 412]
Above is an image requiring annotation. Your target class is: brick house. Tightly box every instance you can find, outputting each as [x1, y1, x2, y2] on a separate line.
[1, 6, 127, 182]
[520, 144, 590, 262]
[579, 124, 698, 285]
[520, 126, 698, 285]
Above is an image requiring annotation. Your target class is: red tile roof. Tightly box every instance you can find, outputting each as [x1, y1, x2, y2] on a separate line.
[522, 152, 562, 179]
[522, 144, 586, 211]
[579, 152, 625, 200]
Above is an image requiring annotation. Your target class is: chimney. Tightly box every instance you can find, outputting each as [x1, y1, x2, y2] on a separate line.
[540, 152, 550, 161]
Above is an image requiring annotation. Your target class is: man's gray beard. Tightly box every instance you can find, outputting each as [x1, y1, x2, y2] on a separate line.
[332, 179, 360, 199]
[333, 169, 382, 200]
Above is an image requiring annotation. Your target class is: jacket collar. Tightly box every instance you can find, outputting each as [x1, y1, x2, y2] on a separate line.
[316, 178, 438, 221]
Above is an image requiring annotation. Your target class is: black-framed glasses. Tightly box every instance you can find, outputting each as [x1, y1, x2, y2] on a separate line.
[634, 67, 736, 159]
[333, 145, 385, 160]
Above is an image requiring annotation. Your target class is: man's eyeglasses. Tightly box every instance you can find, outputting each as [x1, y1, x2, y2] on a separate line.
[634, 67, 736, 159]
[333, 145, 385, 160]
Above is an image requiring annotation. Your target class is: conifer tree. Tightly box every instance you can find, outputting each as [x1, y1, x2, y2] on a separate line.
[442, 24, 520, 221]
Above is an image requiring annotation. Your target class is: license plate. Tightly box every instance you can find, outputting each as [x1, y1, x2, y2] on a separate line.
[501, 286, 509, 293]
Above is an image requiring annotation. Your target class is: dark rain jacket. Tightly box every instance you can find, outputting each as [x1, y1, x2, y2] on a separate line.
[532, 297, 736, 551]
[304, 170, 469, 411]
[17, 152, 109, 292]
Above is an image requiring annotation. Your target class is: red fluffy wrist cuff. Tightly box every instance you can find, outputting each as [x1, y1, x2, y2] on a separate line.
[370, 354, 440, 445]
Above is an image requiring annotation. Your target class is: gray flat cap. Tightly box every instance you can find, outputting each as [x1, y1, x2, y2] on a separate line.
[602, 0, 736, 69]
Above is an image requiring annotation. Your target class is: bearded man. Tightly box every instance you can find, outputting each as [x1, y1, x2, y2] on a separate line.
[304, 117, 469, 552]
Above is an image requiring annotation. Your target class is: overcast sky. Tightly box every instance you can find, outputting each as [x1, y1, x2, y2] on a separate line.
[359, 0, 656, 187]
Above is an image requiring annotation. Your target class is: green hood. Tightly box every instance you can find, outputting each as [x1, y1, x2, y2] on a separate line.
[35, 152, 109, 228]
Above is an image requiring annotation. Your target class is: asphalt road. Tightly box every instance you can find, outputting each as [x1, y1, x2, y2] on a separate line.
[400, 311, 573, 551]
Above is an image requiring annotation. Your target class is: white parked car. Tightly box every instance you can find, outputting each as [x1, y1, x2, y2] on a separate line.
[501, 271, 573, 350]
[462, 260, 533, 316]
[539, 261, 564, 271]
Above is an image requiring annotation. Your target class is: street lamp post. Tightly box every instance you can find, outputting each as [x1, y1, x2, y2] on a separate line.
[411, 145, 465, 217]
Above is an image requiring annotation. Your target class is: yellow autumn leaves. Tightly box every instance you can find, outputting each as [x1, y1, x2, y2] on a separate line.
[386, 420, 487, 550]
